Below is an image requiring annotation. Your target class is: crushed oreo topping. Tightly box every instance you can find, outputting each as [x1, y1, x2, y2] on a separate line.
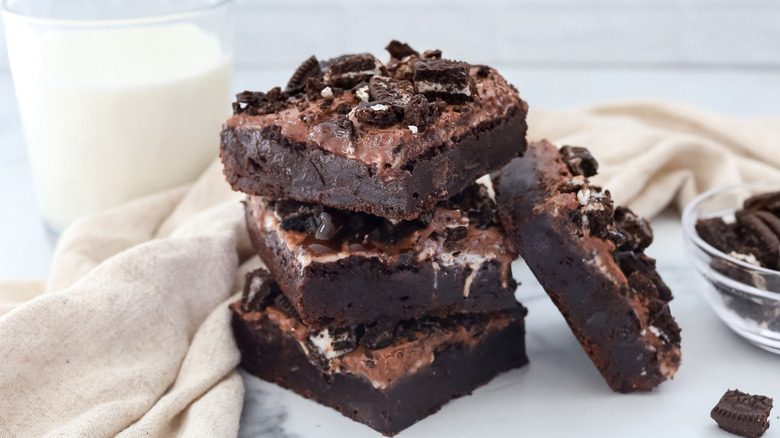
[285, 55, 322, 94]
[323, 53, 385, 89]
[711, 389, 773, 438]
[240, 269, 279, 313]
[614, 206, 654, 252]
[233, 87, 291, 116]
[274, 293, 301, 320]
[353, 100, 398, 127]
[304, 77, 327, 100]
[476, 65, 491, 78]
[413, 58, 473, 104]
[402, 94, 431, 128]
[369, 76, 413, 110]
[560, 145, 599, 178]
[385, 40, 419, 59]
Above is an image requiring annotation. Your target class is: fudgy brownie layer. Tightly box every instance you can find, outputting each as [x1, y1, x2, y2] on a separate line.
[243, 184, 518, 328]
[492, 140, 682, 393]
[220, 42, 527, 220]
[232, 297, 528, 436]
[223, 111, 525, 220]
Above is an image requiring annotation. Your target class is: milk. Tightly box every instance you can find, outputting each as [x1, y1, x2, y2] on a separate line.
[7, 23, 232, 231]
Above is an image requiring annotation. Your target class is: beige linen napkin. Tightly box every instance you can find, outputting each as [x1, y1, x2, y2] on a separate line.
[1, 99, 779, 437]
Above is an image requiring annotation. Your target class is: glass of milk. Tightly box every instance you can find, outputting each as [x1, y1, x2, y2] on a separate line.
[2, 0, 234, 234]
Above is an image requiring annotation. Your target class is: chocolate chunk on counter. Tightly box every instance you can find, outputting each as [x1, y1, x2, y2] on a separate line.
[711, 389, 773, 438]
[492, 140, 682, 393]
[243, 183, 519, 329]
[413, 58, 473, 104]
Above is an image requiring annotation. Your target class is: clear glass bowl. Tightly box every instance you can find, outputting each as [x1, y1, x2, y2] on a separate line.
[682, 183, 780, 354]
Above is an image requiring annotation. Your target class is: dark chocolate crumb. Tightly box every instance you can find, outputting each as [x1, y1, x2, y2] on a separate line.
[240, 269, 278, 312]
[402, 94, 430, 128]
[285, 55, 322, 94]
[305, 77, 327, 100]
[476, 65, 491, 78]
[385, 40, 419, 59]
[354, 101, 398, 127]
[335, 102, 352, 114]
[364, 359, 376, 369]
[560, 145, 599, 177]
[614, 206, 654, 252]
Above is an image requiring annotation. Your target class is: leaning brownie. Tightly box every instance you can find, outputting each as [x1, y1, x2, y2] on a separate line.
[232, 269, 529, 436]
[491, 140, 682, 392]
[221, 40, 528, 220]
[244, 183, 518, 328]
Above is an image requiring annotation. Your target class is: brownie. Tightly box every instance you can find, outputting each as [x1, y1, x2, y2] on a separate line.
[231, 273, 529, 436]
[243, 183, 519, 328]
[220, 41, 528, 220]
[491, 140, 682, 393]
[711, 389, 773, 438]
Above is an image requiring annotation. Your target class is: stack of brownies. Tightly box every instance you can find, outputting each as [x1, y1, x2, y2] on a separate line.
[220, 41, 683, 435]
[221, 41, 531, 435]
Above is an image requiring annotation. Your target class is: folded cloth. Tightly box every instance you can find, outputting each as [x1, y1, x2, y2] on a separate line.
[0, 100, 779, 437]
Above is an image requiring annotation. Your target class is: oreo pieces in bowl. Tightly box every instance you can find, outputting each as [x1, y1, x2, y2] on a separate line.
[682, 183, 780, 354]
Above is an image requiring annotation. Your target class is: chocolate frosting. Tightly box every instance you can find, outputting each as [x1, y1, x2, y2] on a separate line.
[225, 65, 523, 180]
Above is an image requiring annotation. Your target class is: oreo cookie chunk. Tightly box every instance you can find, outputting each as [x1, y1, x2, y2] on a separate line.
[413, 58, 473, 104]
[323, 53, 385, 89]
[492, 140, 682, 393]
[696, 190, 780, 271]
[221, 42, 528, 220]
[711, 389, 773, 438]
[242, 182, 519, 329]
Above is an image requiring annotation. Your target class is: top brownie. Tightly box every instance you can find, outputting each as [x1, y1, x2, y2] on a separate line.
[221, 40, 528, 220]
